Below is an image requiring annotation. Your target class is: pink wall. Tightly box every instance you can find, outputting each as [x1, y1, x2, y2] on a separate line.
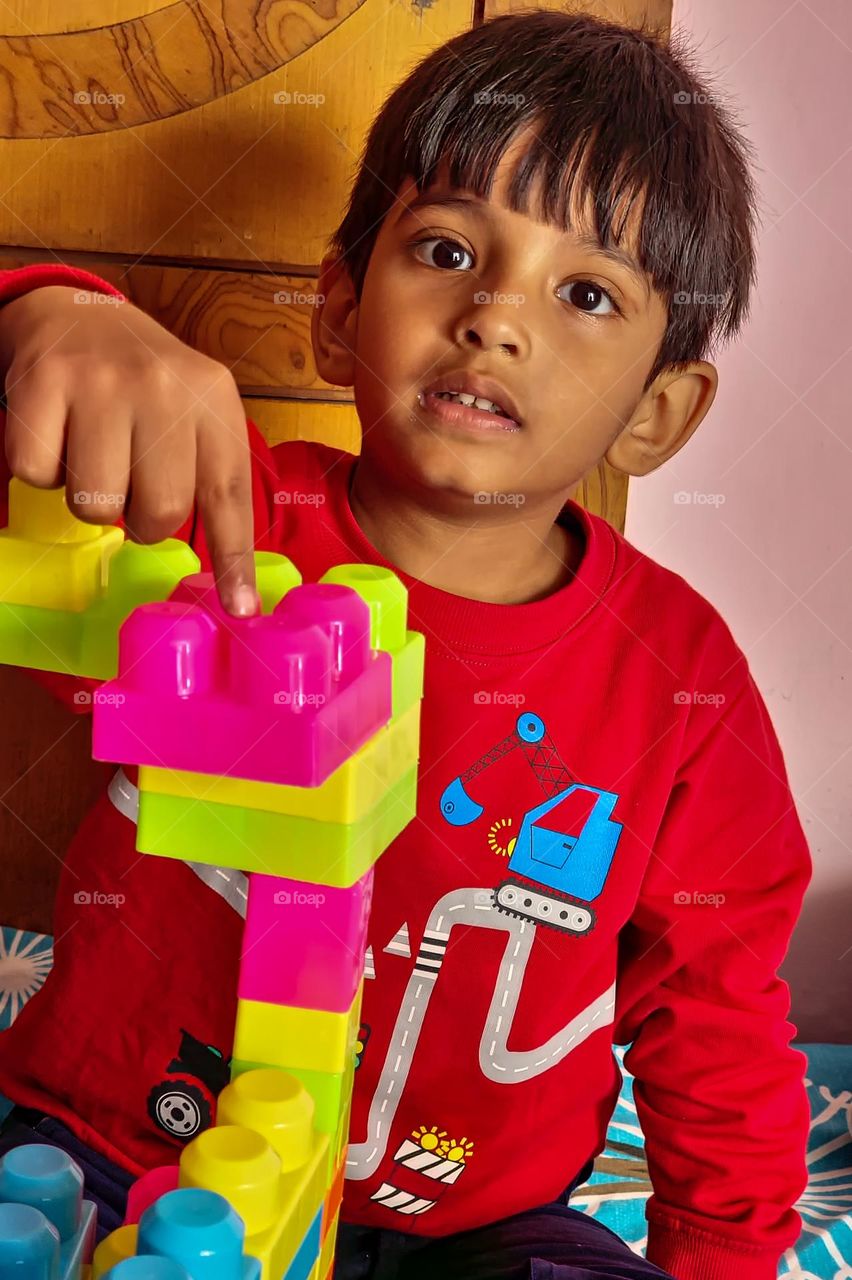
[625, 0, 852, 1040]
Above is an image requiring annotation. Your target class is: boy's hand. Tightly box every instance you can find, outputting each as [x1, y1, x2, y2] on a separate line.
[0, 285, 258, 617]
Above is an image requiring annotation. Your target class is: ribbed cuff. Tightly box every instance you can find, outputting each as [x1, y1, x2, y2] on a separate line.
[0, 262, 125, 309]
[646, 1217, 783, 1280]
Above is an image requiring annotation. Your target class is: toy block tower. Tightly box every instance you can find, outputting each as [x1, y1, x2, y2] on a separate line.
[0, 481, 425, 1279]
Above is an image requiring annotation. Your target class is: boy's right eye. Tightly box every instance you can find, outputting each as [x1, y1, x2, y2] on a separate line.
[412, 238, 474, 271]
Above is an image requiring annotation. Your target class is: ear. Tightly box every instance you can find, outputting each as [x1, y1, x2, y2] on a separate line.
[311, 254, 359, 388]
[606, 361, 718, 477]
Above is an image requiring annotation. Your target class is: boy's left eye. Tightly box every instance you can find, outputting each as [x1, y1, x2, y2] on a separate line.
[412, 238, 474, 270]
[557, 281, 618, 316]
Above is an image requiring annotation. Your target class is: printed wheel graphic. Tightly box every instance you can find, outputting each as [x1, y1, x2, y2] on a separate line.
[147, 1079, 210, 1140]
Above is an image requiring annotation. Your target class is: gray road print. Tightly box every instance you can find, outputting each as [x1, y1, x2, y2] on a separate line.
[346, 887, 616, 1181]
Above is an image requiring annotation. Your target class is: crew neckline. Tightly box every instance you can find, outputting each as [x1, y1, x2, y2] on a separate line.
[318, 451, 618, 656]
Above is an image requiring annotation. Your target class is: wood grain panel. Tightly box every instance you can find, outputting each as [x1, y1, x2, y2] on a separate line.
[0, 668, 112, 934]
[1, 1, 188, 37]
[0, 0, 475, 263]
[0, 0, 367, 138]
[480, 0, 670, 36]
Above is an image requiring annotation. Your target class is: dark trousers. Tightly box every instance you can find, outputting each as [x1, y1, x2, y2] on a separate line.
[333, 1160, 676, 1279]
[0, 1108, 675, 1278]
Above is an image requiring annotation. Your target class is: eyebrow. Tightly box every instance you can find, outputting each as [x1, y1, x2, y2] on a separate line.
[400, 192, 650, 299]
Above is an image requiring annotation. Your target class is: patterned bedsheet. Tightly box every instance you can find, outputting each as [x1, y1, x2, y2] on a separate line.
[2, 926, 850, 1276]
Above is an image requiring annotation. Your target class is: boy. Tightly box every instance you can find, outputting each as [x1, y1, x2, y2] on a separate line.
[0, 11, 811, 1280]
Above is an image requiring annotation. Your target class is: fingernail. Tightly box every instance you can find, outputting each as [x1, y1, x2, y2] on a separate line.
[231, 584, 259, 617]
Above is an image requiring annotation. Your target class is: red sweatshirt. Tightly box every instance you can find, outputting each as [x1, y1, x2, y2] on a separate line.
[0, 264, 812, 1280]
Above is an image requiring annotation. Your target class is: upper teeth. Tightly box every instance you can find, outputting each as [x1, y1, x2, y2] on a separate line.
[436, 391, 510, 417]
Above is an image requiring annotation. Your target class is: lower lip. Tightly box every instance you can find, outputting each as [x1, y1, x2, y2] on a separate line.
[419, 392, 521, 434]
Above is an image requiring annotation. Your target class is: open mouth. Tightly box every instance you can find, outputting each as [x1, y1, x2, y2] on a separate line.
[418, 389, 521, 433]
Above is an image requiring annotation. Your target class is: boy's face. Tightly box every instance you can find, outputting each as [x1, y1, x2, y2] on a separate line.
[322, 130, 672, 510]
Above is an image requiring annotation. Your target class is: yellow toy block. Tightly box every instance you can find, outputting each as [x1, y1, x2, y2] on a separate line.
[179, 1068, 329, 1280]
[234, 983, 363, 1076]
[90, 1222, 138, 1276]
[0, 479, 123, 611]
[139, 701, 420, 823]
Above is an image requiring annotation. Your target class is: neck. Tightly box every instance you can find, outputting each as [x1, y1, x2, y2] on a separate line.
[348, 460, 583, 605]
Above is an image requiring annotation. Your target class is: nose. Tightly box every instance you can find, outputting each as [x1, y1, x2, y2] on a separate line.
[454, 289, 530, 359]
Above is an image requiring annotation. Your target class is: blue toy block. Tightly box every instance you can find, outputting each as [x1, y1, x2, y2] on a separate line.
[0, 1145, 96, 1279]
[0, 1201, 60, 1278]
[104, 1259, 193, 1279]
[122, 1187, 261, 1280]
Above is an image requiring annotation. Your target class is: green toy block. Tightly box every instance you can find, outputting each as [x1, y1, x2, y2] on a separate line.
[137, 766, 418, 886]
[320, 566, 424, 716]
[0, 537, 201, 678]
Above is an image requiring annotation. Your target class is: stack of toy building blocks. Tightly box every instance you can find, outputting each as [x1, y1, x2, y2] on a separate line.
[0, 481, 425, 1279]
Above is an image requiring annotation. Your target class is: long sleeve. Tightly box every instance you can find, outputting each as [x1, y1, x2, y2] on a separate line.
[612, 620, 812, 1280]
[0, 261, 125, 312]
[0, 262, 283, 712]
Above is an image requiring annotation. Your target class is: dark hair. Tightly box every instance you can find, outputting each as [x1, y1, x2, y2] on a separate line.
[328, 9, 759, 386]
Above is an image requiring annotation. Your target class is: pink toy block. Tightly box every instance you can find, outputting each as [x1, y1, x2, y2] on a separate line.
[238, 871, 373, 1014]
[91, 578, 392, 787]
[124, 1165, 179, 1224]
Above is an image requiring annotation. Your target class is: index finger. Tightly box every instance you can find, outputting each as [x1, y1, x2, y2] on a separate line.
[195, 408, 258, 618]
